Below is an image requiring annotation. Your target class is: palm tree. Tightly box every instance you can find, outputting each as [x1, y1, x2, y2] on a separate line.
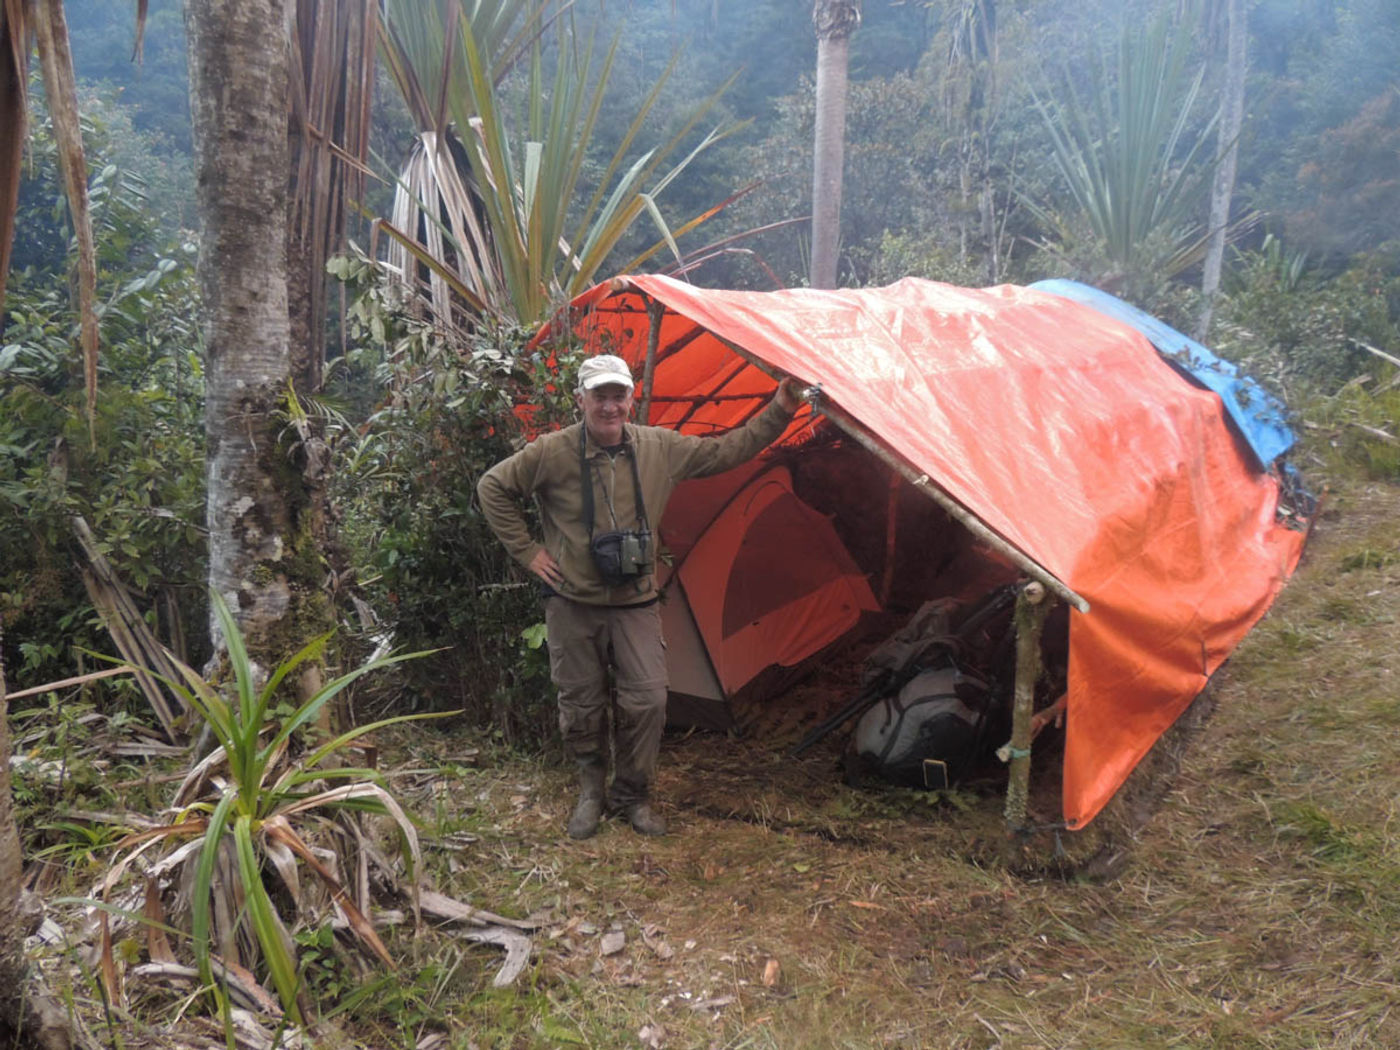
[810, 0, 860, 289]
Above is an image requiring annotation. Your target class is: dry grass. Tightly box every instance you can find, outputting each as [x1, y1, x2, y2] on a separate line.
[325, 480, 1399, 1049]
[27, 478, 1396, 1049]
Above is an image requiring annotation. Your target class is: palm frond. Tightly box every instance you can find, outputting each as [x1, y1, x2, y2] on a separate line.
[29, 0, 99, 441]
[375, 1, 736, 327]
[0, 0, 30, 315]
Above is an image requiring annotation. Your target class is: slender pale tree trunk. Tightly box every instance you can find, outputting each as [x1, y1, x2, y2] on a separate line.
[810, 0, 860, 290]
[1196, 0, 1246, 341]
[186, 0, 326, 659]
[0, 625, 71, 1050]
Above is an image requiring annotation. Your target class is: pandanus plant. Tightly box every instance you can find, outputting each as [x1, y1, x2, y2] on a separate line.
[101, 593, 434, 1024]
[1029, 9, 1221, 286]
[377, 0, 741, 329]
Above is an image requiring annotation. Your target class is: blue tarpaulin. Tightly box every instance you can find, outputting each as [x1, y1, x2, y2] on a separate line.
[1030, 279, 1296, 470]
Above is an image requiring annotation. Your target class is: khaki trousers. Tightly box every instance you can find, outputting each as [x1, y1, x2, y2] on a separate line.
[544, 598, 668, 807]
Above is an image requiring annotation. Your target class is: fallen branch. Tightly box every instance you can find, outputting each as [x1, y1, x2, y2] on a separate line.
[418, 889, 539, 931]
[462, 926, 532, 988]
[1347, 421, 1399, 446]
[5, 665, 135, 700]
[1351, 339, 1400, 371]
[72, 515, 188, 740]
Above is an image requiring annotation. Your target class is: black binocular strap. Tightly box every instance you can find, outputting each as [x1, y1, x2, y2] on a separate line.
[580, 426, 649, 542]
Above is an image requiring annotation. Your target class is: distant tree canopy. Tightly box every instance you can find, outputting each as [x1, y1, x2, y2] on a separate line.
[47, 0, 1400, 289]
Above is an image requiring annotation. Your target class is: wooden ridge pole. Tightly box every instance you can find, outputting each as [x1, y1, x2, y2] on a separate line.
[806, 396, 1089, 614]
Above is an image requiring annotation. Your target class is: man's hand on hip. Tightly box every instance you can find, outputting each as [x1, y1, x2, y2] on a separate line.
[530, 549, 566, 589]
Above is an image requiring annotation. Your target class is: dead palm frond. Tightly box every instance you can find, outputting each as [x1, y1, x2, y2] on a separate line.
[2, 0, 99, 441]
[287, 0, 377, 392]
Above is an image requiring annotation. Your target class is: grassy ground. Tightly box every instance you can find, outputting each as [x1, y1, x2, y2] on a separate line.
[18, 473, 1396, 1049]
[314, 478, 1399, 1050]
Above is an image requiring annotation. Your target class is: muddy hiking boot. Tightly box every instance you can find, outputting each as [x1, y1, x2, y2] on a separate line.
[567, 760, 607, 840]
[623, 802, 667, 836]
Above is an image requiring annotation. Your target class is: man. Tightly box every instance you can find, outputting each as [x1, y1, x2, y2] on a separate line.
[478, 354, 800, 838]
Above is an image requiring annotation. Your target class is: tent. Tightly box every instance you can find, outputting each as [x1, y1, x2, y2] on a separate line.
[656, 463, 880, 731]
[532, 275, 1310, 829]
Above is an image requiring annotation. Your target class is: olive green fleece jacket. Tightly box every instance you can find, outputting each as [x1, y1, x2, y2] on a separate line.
[477, 399, 795, 605]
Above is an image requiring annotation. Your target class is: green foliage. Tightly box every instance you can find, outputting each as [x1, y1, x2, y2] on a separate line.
[1212, 243, 1400, 393]
[61, 0, 194, 155]
[860, 230, 990, 289]
[327, 252, 569, 747]
[1298, 382, 1400, 482]
[1286, 88, 1400, 261]
[7, 689, 135, 847]
[1, 98, 206, 691]
[728, 72, 950, 288]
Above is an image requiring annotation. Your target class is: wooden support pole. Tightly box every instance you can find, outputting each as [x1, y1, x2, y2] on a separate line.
[1002, 581, 1051, 831]
[638, 296, 665, 425]
[879, 468, 900, 606]
[808, 397, 1090, 614]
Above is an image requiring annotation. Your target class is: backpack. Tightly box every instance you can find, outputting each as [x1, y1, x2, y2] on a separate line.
[845, 666, 990, 789]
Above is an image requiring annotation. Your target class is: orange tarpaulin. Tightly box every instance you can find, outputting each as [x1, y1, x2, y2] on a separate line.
[537, 275, 1307, 828]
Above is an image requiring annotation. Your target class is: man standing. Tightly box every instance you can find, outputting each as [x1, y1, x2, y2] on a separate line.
[478, 355, 800, 838]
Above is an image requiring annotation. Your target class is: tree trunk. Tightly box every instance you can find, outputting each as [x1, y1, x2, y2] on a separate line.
[186, 0, 327, 659]
[0, 624, 71, 1050]
[1195, 0, 1246, 341]
[810, 0, 859, 290]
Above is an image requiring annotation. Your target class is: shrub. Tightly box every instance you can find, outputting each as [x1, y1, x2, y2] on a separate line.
[103, 592, 431, 1026]
[1212, 242, 1400, 395]
[1, 99, 206, 692]
[327, 254, 573, 748]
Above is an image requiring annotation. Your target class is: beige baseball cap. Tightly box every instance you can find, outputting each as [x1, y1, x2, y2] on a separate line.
[576, 354, 635, 391]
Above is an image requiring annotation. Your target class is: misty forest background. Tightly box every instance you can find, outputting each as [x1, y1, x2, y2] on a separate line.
[6, 0, 1397, 710]
[1, 0, 1399, 1040]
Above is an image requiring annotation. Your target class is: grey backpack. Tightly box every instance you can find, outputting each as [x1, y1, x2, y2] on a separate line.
[847, 666, 988, 789]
